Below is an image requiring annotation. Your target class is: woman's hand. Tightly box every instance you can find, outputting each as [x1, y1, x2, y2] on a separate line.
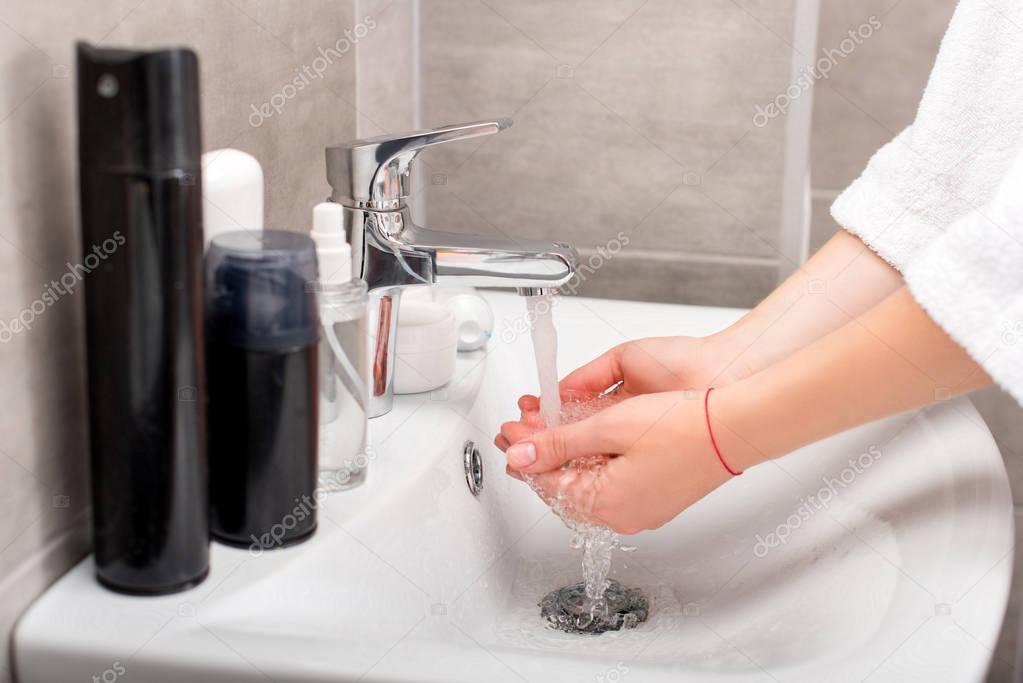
[514, 334, 755, 418]
[498, 391, 749, 534]
[570, 335, 756, 394]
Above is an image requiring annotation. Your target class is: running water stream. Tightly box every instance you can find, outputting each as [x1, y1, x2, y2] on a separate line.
[523, 294, 647, 634]
[525, 295, 562, 428]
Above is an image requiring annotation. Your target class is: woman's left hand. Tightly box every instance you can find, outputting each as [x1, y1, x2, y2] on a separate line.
[495, 391, 739, 534]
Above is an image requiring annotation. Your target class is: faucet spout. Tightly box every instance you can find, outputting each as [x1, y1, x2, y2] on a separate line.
[325, 118, 579, 417]
[406, 225, 578, 290]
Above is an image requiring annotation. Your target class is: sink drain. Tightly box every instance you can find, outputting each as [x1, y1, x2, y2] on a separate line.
[463, 440, 483, 496]
[539, 580, 649, 634]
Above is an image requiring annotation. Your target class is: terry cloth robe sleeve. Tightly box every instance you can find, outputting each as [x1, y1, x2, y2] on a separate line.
[829, 0, 1023, 271]
[903, 149, 1023, 406]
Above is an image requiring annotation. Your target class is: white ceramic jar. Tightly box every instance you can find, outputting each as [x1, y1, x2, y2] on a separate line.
[393, 301, 458, 394]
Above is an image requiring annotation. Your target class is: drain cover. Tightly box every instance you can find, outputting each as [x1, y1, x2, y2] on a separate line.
[539, 580, 649, 634]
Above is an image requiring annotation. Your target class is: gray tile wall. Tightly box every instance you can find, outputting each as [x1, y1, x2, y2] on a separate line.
[0, 1, 360, 680]
[809, 0, 955, 248]
[810, 1, 1023, 680]
[413, 0, 799, 308]
[355, 0, 419, 135]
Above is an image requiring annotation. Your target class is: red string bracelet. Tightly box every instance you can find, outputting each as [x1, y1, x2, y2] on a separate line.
[704, 387, 743, 476]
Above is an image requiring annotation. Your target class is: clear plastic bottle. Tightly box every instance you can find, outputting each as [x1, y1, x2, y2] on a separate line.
[316, 279, 369, 491]
[311, 202, 370, 491]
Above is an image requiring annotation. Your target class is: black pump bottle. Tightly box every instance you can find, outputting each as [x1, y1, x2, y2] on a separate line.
[76, 42, 209, 594]
[205, 230, 321, 551]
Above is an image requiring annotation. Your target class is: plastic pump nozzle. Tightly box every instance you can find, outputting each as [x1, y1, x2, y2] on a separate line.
[311, 202, 352, 284]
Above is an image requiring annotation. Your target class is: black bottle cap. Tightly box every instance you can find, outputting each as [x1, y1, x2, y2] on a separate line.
[76, 41, 201, 172]
[205, 230, 321, 352]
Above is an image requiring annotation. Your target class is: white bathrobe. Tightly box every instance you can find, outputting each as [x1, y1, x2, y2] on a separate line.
[831, 0, 1023, 405]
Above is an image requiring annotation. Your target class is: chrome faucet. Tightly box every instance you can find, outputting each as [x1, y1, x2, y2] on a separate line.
[325, 118, 579, 417]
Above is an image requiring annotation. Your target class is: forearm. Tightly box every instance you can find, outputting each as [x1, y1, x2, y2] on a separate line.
[713, 286, 991, 470]
[715, 230, 904, 375]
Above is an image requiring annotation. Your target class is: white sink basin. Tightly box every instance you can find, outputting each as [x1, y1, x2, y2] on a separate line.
[15, 293, 1014, 683]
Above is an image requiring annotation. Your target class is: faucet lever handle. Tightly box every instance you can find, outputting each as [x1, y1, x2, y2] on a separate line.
[326, 118, 512, 210]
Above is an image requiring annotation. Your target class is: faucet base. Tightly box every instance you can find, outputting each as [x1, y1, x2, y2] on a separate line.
[367, 289, 400, 417]
[517, 287, 556, 297]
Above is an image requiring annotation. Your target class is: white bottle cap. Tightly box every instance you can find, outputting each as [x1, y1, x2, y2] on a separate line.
[445, 292, 494, 351]
[433, 287, 494, 351]
[311, 202, 352, 283]
[201, 149, 264, 248]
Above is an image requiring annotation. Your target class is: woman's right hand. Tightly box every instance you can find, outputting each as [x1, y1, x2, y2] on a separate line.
[499, 390, 750, 534]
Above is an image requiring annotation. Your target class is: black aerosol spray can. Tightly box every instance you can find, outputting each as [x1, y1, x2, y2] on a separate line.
[77, 42, 209, 594]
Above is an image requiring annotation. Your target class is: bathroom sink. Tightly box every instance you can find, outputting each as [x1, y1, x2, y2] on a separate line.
[15, 293, 1013, 682]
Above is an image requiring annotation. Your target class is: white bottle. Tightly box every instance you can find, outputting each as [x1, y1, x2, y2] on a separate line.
[201, 149, 263, 248]
[311, 202, 352, 283]
[311, 202, 370, 491]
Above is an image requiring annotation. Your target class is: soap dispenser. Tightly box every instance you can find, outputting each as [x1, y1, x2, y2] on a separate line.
[76, 42, 209, 594]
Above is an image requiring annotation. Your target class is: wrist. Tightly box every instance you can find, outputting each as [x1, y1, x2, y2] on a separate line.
[707, 319, 770, 382]
[704, 382, 776, 472]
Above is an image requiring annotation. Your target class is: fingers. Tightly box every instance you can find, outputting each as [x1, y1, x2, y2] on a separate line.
[518, 394, 539, 412]
[498, 407, 546, 451]
[494, 433, 510, 452]
[559, 345, 624, 395]
[499, 419, 535, 447]
[505, 413, 621, 474]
